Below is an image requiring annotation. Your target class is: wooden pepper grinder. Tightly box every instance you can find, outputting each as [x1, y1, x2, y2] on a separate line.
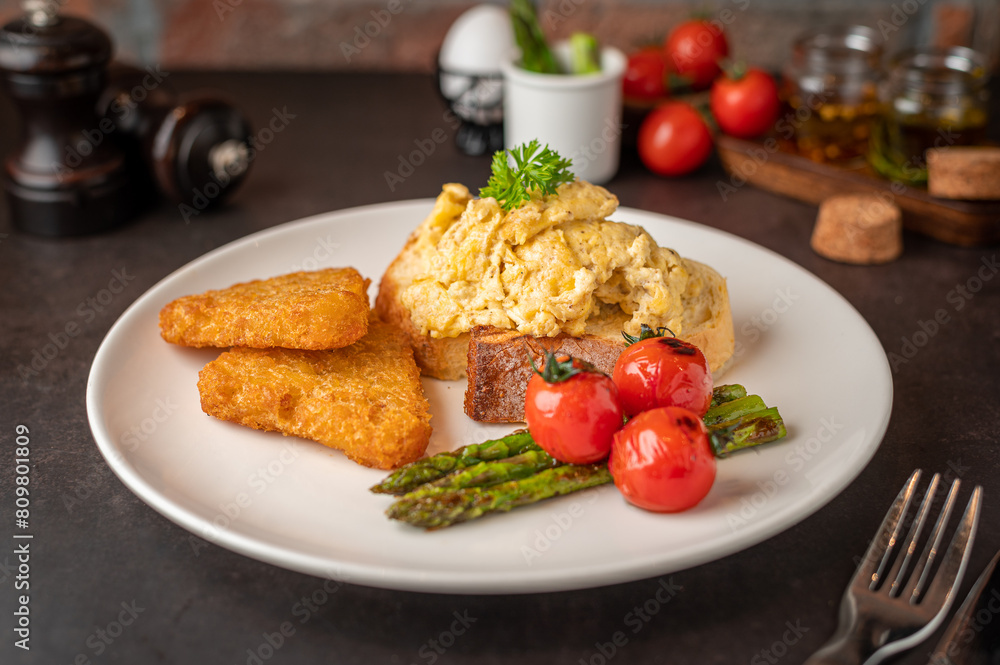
[97, 63, 253, 212]
[0, 1, 136, 235]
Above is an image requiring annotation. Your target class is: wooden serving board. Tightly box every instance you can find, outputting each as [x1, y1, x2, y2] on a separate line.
[716, 135, 1000, 247]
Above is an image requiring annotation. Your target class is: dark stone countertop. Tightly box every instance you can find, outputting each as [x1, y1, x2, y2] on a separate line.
[0, 71, 997, 665]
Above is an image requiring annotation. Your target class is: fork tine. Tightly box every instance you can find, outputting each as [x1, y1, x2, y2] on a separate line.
[852, 469, 922, 590]
[887, 473, 941, 597]
[905, 477, 960, 602]
[915, 484, 982, 608]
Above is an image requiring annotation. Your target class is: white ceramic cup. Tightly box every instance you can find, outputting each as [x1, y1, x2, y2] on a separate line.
[501, 42, 626, 184]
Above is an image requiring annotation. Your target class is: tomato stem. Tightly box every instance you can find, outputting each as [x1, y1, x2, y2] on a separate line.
[528, 349, 600, 383]
[721, 58, 747, 82]
[622, 323, 676, 346]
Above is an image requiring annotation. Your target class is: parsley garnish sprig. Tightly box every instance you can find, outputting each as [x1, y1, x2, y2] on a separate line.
[479, 140, 574, 212]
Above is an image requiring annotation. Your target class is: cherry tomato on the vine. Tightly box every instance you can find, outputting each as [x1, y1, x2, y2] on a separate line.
[525, 354, 624, 464]
[623, 47, 668, 101]
[637, 102, 713, 177]
[663, 20, 729, 90]
[612, 328, 713, 417]
[710, 66, 781, 139]
[609, 406, 716, 512]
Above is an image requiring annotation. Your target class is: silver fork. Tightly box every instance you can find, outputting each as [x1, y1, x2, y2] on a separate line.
[803, 469, 982, 665]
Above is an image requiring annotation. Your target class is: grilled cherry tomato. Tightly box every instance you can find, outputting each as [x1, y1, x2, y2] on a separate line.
[612, 326, 713, 417]
[663, 20, 729, 90]
[637, 102, 713, 176]
[710, 66, 780, 138]
[623, 47, 668, 101]
[525, 353, 624, 464]
[609, 406, 716, 512]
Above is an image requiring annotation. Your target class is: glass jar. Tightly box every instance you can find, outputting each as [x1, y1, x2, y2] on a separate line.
[781, 25, 882, 165]
[869, 47, 990, 185]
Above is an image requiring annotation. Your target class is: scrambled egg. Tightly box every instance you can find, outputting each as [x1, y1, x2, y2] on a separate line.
[401, 181, 691, 339]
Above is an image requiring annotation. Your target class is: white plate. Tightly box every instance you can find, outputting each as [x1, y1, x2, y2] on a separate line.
[87, 200, 892, 594]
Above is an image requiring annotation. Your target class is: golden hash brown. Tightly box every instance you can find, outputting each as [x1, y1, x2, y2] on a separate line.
[159, 268, 370, 350]
[197, 318, 432, 469]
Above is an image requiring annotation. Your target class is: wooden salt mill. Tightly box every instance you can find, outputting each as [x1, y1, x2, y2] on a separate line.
[0, 1, 136, 235]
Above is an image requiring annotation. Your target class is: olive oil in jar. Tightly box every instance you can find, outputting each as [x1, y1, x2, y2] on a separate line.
[869, 47, 990, 185]
[781, 26, 882, 166]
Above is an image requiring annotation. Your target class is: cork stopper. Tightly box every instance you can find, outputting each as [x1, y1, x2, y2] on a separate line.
[810, 194, 903, 264]
[927, 147, 1000, 201]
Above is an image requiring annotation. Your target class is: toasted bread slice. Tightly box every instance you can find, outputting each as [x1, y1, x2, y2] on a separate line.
[160, 267, 369, 350]
[464, 327, 625, 422]
[197, 317, 431, 469]
[463, 258, 734, 422]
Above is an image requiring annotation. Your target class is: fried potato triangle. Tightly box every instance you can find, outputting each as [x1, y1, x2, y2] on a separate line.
[197, 317, 432, 469]
[159, 267, 369, 350]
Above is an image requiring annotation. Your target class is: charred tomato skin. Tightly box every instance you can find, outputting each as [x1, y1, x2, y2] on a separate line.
[609, 406, 716, 512]
[525, 363, 624, 464]
[612, 336, 713, 417]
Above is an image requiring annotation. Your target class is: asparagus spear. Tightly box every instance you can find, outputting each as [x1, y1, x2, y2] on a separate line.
[710, 383, 748, 408]
[370, 430, 539, 495]
[510, 0, 561, 74]
[420, 449, 562, 493]
[568, 32, 601, 74]
[710, 407, 787, 458]
[387, 464, 612, 529]
[703, 394, 768, 426]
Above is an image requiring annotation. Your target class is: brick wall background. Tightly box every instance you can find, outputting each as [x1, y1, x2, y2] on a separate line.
[3, 0, 998, 72]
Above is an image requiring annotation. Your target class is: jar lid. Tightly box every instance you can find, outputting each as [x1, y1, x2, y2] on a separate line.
[791, 25, 882, 76]
[784, 25, 883, 97]
[888, 46, 989, 95]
